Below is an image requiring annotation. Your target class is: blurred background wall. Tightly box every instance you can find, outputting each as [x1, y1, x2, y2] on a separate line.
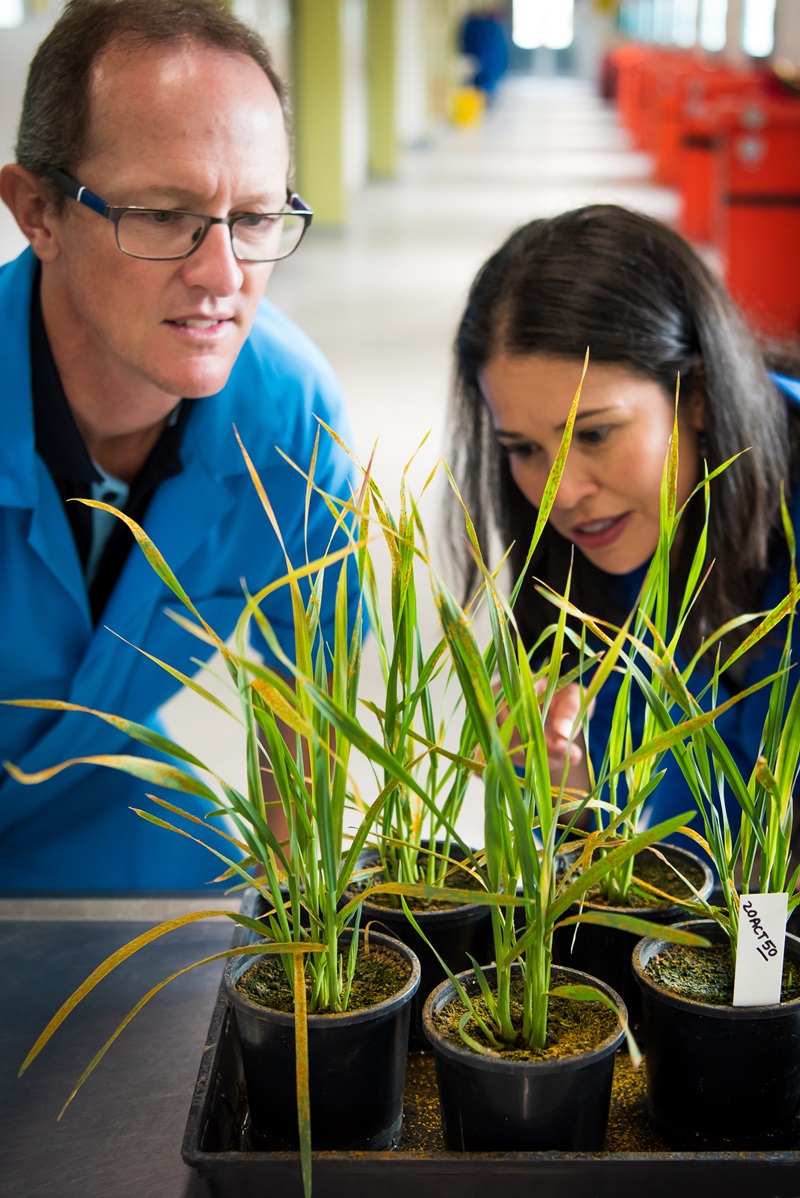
[2, 1, 797, 241]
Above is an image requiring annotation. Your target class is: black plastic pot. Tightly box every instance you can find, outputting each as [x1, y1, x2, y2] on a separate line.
[552, 843, 713, 1031]
[422, 963, 626, 1152]
[356, 849, 493, 1047]
[633, 920, 800, 1150]
[223, 929, 420, 1151]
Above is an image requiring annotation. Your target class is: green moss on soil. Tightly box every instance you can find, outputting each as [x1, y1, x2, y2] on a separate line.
[397, 1049, 669, 1153]
[355, 858, 486, 912]
[644, 942, 800, 1004]
[432, 971, 618, 1061]
[236, 942, 412, 1014]
[585, 847, 708, 910]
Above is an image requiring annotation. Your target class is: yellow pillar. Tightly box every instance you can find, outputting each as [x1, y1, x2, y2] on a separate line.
[423, 0, 471, 126]
[367, 0, 397, 178]
[291, 0, 347, 227]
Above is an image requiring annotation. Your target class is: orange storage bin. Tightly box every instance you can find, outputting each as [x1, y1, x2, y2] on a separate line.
[662, 67, 761, 191]
[637, 49, 690, 155]
[654, 83, 685, 185]
[612, 44, 679, 151]
[717, 102, 800, 337]
[678, 92, 764, 242]
[611, 43, 651, 140]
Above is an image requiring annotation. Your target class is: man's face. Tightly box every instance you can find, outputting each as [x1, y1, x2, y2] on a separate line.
[42, 40, 289, 404]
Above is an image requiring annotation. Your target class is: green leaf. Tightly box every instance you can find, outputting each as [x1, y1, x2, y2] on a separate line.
[555, 910, 711, 945]
[74, 499, 229, 657]
[548, 982, 641, 1067]
[19, 911, 319, 1076]
[53, 942, 302, 1117]
[293, 951, 312, 1197]
[548, 811, 694, 925]
[5, 754, 221, 803]
[0, 699, 216, 770]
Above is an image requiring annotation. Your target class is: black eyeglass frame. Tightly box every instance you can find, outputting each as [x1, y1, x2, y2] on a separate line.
[43, 166, 313, 263]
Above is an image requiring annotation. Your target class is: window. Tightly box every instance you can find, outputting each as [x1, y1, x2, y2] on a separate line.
[653, 0, 673, 44]
[512, 0, 574, 51]
[699, 0, 727, 52]
[0, 0, 23, 27]
[741, 0, 775, 57]
[619, 0, 636, 36]
[638, 0, 655, 42]
[673, 0, 699, 47]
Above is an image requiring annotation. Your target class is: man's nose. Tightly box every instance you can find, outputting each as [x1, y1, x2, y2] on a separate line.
[179, 221, 244, 295]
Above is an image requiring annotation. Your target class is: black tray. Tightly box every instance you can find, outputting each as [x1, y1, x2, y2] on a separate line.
[182, 898, 800, 1198]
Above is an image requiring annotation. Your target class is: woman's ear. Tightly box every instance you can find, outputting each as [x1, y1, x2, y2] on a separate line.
[686, 359, 707, 432]
[0, 165, 62, 262]
[689, 389, 706, 433]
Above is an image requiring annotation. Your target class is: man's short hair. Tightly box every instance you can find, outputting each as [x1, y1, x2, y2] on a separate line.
[16, 0, 289, 210]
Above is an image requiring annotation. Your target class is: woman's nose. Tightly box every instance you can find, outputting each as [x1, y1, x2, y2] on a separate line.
[552, 457, 599, 510]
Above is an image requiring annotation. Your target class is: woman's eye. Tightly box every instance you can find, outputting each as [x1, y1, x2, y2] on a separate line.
[578, 426, 611, 447]
[499, 442, 540, 461]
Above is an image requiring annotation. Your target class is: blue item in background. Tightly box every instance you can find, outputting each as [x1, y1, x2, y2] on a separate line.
[461, 10, 510, 98]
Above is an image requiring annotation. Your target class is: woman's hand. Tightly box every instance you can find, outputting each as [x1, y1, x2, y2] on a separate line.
[496, 679, 594, 791]
[542, 681, 593, 782]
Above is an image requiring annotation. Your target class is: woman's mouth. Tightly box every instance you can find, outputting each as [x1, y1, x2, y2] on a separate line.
[570, 513, 631, 551]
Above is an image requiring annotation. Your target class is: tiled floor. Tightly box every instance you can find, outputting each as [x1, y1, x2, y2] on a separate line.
[158, 73, 679, 847]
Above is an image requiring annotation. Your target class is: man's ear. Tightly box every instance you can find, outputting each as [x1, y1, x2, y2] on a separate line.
[0, 164, 62, 261]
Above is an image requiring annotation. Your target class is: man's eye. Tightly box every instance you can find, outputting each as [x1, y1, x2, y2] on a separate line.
[146, 210, 178, 225]
[235, 213, 278, 230]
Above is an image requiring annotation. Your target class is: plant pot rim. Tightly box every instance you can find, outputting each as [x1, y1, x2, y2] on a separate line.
[359, 894, 490, 923]
[353, 844, 488, 919]
[632, 918, 800, 1018]
[558, 842, 714, 919]
[422, 962, 626, 1075]
[223, 927, 421, 1028]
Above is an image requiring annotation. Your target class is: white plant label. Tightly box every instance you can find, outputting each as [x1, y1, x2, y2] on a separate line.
[732, 892, 788, 1007]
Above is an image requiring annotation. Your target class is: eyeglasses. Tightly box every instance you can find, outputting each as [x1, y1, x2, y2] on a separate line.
[43, 167, 313, 263]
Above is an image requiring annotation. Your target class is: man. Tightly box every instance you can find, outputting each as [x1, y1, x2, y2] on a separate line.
[0, 0, 358, 888]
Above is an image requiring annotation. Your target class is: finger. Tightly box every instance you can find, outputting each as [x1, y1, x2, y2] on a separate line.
[568, 742, 585, 766]
[546, 730, 585, 767]
[550, 717, 574, 741]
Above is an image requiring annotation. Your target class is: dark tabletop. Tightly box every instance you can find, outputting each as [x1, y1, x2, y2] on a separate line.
[0, 895, 238, 1198]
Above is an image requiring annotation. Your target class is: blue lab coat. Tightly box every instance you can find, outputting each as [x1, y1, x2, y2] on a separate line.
[0, 249, 359, 888]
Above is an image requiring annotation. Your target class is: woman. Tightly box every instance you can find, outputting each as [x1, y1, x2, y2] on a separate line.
[447, 203, 800, 822]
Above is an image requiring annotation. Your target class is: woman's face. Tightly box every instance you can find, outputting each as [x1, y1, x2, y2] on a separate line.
[479, 354, 705, 575]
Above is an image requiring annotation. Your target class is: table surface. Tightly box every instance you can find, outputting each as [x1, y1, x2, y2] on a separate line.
[0, 894, 241, 1198]
[6, 895, 800, 1198]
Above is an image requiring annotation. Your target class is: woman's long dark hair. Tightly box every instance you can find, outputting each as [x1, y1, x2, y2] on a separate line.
[447, 204, 799, 658]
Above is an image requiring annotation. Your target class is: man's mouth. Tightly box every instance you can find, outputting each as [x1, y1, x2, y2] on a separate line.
[169, 317, 230, 329]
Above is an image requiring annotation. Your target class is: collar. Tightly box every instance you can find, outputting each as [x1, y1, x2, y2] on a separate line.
[0, 246, 289, 503]
[771, 372, 800, 407]
[30, 266, 103, 491]
[0, 249, 41, 508]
